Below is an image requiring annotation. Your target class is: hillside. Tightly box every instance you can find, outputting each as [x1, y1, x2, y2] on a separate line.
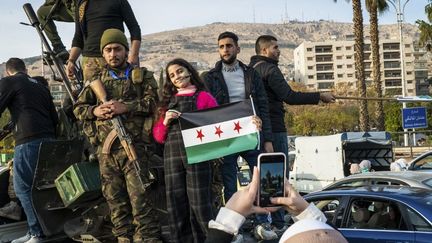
[9, 21, 421, 79]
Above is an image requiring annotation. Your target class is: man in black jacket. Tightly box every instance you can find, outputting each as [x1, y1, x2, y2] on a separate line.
[203, 31, 275, 240]
[66, 0, 141, 81]
[0, 58, 58, 243]
[249, 35, 334, 234]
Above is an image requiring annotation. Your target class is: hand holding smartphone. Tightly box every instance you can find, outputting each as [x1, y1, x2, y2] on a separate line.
[257, 152, 286, 207]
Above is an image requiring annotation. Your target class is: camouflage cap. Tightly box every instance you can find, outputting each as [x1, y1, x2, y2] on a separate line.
[100, 28, 129, 52]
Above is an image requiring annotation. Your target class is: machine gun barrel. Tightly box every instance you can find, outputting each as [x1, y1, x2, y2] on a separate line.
[23, 3, 77, 103]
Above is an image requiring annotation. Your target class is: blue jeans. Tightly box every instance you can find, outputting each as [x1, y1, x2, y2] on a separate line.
[13, 138, 49, 236]
[221, 149, 269, 224]
[269, 132, 289, 228]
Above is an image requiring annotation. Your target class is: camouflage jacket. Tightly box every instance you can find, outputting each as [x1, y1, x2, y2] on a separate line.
[73, 65, 158, 147]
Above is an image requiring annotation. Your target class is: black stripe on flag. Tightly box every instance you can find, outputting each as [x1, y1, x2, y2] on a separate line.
[179, 100, 253, 130]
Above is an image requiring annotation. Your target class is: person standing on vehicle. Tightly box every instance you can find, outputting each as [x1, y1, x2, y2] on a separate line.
[66, 0, 141, 81]
[73, 29, 161, 243]
[203, 31, 274, 241]
[37, 0, 76, 63]
[249, 35, 335, 236]
[0, 58, 58, 243]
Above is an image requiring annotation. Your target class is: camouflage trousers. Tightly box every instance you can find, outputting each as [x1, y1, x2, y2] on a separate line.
[98, 145, 161, 243]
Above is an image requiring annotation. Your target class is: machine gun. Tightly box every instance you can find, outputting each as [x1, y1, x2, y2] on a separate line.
[89, 79, 154, 188]
[22, 3, 81, 103]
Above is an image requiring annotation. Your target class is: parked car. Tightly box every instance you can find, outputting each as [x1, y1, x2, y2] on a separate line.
[322, 171, 432, 191]
[304, 186, 432, 243]
[408, 151, 432, 171]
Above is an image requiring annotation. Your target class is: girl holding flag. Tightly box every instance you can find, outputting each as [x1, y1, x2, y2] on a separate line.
[153, 58, 217, 242]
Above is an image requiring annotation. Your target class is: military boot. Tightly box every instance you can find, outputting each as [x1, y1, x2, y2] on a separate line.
[0, 201, 22, 221]
[53, 44, 69, 64]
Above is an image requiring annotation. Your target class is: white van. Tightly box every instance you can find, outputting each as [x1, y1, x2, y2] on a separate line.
[289, 132, 393, 194]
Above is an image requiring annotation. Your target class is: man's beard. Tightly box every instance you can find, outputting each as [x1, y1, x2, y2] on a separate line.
[221, 54, 237, 65]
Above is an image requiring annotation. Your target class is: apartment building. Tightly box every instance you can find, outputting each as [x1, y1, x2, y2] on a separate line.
[294, 38, 423, 96]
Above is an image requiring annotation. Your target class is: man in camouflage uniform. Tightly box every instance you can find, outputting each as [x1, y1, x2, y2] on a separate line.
[37, 0, 75, 62]
[73, 29, 161, 243]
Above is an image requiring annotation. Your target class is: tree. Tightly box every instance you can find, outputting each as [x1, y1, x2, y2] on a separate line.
[366, 0, 389, 131]
[334, 0, 370, 131]
[417, 1, 432, 50]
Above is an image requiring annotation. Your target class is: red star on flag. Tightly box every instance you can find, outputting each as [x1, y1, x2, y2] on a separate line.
[234, 121, 242, 134]
[215, 125, 223, 138]
[196, 129, 205, 142]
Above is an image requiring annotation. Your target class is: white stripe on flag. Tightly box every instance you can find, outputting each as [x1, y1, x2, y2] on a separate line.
[181, 116, 258, 147]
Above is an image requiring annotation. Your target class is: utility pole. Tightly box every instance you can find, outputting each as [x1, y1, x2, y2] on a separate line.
[388, 0, 411, 146]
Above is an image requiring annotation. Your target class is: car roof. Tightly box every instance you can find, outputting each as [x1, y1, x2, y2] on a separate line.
[322, 171, 432, 190]
[307, 185, 432, 203]
[344, 171, 432, 181]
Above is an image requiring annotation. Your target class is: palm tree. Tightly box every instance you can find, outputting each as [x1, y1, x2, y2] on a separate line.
[366, 0, 389, 131]
[417, 1, 432, 51]
[335, 0, 369, 131]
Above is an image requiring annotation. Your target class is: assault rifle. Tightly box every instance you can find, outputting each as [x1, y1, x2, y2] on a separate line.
[22, 3, 81, 103]
[89, 79, 154, 188]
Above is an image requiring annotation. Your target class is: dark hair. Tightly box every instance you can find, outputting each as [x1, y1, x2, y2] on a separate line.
[255, 35, 278, 54]
[5, 58, 26, 73]
[160, 58, 208, 110]
[218, 31, 239, 46]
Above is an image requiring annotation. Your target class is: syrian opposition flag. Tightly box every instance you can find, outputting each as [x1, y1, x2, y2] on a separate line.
[179, 99, 259, 164]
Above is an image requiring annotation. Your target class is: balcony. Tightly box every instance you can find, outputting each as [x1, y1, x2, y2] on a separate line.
[315, 45, 333, 53]
[316, 55, 333, 63]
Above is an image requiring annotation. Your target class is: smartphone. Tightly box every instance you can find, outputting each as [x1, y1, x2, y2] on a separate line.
[257, 152, 286, 207]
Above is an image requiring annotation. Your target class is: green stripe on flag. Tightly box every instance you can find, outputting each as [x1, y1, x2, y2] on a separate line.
[185, 133, 258, 164]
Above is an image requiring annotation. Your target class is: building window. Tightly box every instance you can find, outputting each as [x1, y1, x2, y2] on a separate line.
[384, 61, 400, 69]
[318, 82, 334, 89]
[307, 57, 313, 61]
[405, 53, 411, 57]
[308, 66, 314, 70]
[336, 47, 342, 51]
[405, 44, 410, 48]
[407, 80, 413, 84]
[407, 89, 413, 93]
[337, 65, 343, 69]
[346, 55, 352, 59]
[316, 55, 333, 62]
[385, 79, 401, 86]
[307, 48, 313, 52]
[347, 74, 353, 78]
[336, 56, 342, 60]
[346, 46, 352, 50]
[315, 45, 333, 53]
[338, 74, 343, 78]
[383, 43, 400, 50]
[317, 73, 334, 80]
[347, 64, 353, 69]
[316, 64, 333, 71]
[308, 75, 314, 79]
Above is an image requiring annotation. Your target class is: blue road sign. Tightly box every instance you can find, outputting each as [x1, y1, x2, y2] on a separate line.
[402, 107, 428, 129]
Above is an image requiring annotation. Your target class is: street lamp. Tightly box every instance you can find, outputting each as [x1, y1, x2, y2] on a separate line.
[387, 0, 410, 146]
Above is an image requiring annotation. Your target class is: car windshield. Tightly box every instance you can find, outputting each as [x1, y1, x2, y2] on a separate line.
[412, 155, 432, 170]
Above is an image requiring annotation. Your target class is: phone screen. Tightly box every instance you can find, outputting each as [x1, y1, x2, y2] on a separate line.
[259, 154, 285, 207]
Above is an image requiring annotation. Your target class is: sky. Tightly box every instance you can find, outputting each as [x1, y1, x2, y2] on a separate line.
[0, 0, 427, 63]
